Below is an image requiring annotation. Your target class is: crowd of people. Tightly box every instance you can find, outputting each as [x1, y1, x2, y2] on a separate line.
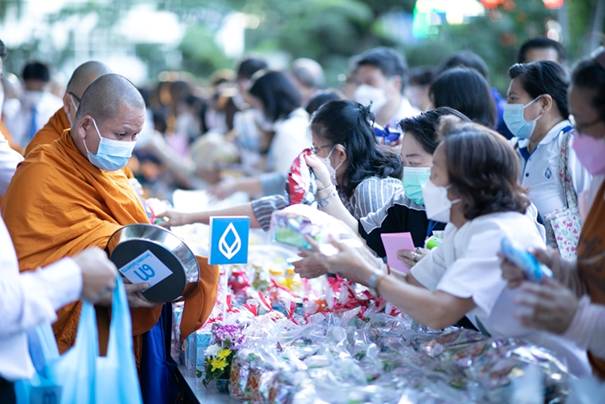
[0, 31, 604, 403]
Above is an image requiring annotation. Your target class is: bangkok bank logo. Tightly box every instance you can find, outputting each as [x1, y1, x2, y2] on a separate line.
[218, 222, 242, 260]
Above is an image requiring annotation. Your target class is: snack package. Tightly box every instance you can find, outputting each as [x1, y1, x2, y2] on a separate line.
[287, 148, 318, 206]
[270, 204, 362, 255]
[500, 237, 553, 282]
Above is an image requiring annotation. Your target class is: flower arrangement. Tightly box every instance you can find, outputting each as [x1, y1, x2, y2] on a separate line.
[203, 323, 245, 389]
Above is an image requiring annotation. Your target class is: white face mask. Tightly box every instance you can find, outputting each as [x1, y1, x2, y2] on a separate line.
[421, 179, 459, 223]
[318, 146, 341, 185]
[354, 84, 386, 114]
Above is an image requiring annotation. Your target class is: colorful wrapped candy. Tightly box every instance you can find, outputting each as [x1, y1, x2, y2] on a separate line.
[286, 148, 317, 205]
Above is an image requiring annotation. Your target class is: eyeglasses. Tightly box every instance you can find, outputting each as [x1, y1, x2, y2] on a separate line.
[311, 144, 333, 154]
[569, 114, 602, 132]
[67, 91, 81, 105]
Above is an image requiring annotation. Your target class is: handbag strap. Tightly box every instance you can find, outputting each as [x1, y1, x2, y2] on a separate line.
[558, 126, 577, 210]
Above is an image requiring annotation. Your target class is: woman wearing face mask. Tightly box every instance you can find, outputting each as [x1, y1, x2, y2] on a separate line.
[211, 70, 310, 199]
[503, 61, 592, 254]
[501, 50, 605, 380]
[297, 119, 590, 375]
[161, 100, 402, 229]
[300, 107, 469, 262]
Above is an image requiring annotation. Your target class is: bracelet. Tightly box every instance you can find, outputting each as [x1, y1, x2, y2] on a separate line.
[367, 271, 386, 297]
[316, 183, 333, 193]
[317, 189, 338, 208]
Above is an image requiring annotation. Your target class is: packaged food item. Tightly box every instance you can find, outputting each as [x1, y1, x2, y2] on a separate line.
[270, 204, 362, 255]
[287, 148, 317, 205]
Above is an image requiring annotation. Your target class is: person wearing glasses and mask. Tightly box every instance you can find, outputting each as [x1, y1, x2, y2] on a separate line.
[24, 60, 111, 157]
[501, 49, 605, 380]
[503, 61, 591, 256]
[299, 107, 468, 264]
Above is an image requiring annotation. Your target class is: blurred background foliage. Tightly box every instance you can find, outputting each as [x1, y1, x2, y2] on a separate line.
[0, 0, 602, 91]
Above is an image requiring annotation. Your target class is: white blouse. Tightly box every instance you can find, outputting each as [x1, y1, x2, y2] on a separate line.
[411, 211, 590, 376]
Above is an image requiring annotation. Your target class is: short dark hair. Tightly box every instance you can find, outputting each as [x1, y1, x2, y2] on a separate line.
[305, 90, 342, 115]
[440, 119, 530, 220]
[508, 61, 569, 119]
[399, 107, 471, 154]
[517, 37, 566, 64]
[439, 50, 489, 79]
[430, 67, 497, 129]
[236, 57, 268, 80]
[353, 47, 407, 90]
[311, 100, 402, 197]
[572, 55, 605, 121]
[408, 66, 435, 87]
[22, 61, 50, 82]
[249, 70, 301, 122]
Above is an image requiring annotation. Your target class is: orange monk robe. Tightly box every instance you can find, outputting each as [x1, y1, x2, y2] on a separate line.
[24, 108, 70, 157]
[2, 129, 218, 359]
[23, 107, 135, 178]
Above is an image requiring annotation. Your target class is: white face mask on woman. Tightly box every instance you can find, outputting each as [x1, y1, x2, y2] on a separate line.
[318, 146, 342, 185]
[421, 179, 459, 223]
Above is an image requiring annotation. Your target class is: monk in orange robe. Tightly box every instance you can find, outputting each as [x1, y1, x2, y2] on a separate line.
[24, 60, 110, 156]
[3, 73, 218, 361]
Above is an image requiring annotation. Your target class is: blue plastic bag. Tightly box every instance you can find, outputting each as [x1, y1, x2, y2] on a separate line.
[16, 277, 142, 404]
[96, 277, 142, 403]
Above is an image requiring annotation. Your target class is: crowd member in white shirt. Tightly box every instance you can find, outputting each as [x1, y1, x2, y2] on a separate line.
[351, 47, 419, 131]
[0, 216, 117, 403]
[4, 61, 62, 149]
[212, 70, 310, 198]
[296, 119, 590, 375]
[503, 61, 591, 251]
[0, 41, 23, 196]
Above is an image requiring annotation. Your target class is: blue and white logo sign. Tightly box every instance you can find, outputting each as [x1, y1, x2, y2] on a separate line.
[209, 216, 250, 265]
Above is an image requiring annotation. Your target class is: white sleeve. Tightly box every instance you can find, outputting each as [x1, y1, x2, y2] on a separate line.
[0, 258, 82, 337]
[436, 228, 506, 316]
[0, 135, 23, 196]
[410, 243, 448, 291]
[568, 138, 592, 197]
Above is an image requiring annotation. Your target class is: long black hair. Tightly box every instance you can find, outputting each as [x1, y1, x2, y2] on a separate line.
[430, 67, 497, 129]
[310, 100, 402, 197]
[249, 70, 302, 123]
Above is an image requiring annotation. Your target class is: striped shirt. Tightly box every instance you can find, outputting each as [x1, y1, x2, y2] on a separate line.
[251, 176, 403, 231]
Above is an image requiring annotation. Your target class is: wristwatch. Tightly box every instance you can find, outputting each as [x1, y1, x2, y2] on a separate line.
[367, 270, 386, 297]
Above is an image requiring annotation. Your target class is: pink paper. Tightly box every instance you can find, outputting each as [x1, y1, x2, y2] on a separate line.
[381, 232, 415, 274]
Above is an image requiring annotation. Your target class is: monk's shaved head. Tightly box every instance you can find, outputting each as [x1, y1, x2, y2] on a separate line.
[76, 73, 145, 123]
[66, 61, 111, 98]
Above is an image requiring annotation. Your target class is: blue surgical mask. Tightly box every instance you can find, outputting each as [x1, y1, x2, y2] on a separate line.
[502, 98, 541, 140]
[403, 166, 431, 205]
[84, 118, 136, 171]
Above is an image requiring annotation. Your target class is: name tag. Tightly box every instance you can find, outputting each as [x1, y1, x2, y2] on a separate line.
[118, 250, 172, 288]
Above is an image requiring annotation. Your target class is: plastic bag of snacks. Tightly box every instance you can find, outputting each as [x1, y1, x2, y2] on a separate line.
[287, 148, 318, 205]
[270, 204, 362, 255]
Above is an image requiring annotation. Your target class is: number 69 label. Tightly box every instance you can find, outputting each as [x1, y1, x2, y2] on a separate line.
[119, 250, 172, 288]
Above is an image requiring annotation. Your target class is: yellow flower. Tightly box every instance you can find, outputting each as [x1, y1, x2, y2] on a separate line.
[210, 357, 228, 372]
[217, 348, 232, 360]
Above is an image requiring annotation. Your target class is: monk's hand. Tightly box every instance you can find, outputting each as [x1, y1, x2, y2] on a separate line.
[73, 247, 117, 304]
[124, 283, 157, 308]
